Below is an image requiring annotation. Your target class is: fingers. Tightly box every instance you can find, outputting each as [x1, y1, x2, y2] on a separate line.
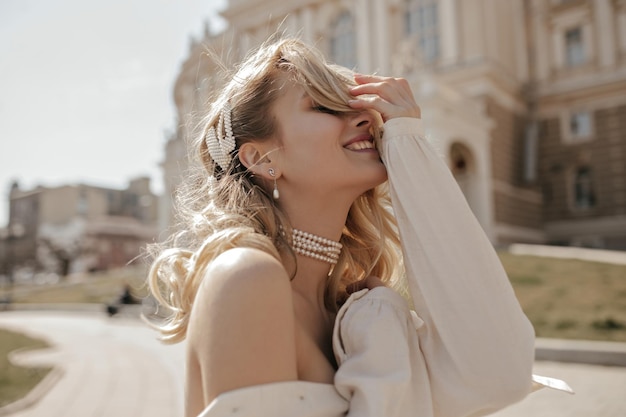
[351, 74, 410, 100]
[346, 276, 387, 294]
[348, 95, 395, 120]
[353, 73, 386, 83]
[345, 280, 363, 294]
[348, 73, 421, 122]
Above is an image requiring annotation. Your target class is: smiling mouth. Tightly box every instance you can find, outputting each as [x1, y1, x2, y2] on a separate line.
[344, 139, 376, 151]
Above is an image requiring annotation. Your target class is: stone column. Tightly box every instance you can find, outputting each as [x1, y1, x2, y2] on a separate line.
[355, 0, 372, 72]
[483, 0, 498, 61]
[439, 0, 459, 66]
[531, 0, 550, 80]
[475, 137, 496, 243]
[618, 4, 626, 56]
[551, 26, 564, 70]
[285, 11, 300, 37]
[240, 30, 252, 58]
[301, 6, 315, 44]
[513, 0, 529, 81]
[594, 0, 616, 68]
[374, 0, 390, 74]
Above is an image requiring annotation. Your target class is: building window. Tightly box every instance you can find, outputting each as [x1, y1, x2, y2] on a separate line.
[405, 0, 440, 64]
[449, 143, 472, 177]
[565, 27, 585, 67]
[448, 142, 476, 210]
[569, 111, 592, 138]
[330, 11, 357, 69]
[77, 189, 88, 216]
[523, 122, 539, 182]
[551, 0, 579, 6]
[562, 110, 593, 143]
[573, 166, 596, 209]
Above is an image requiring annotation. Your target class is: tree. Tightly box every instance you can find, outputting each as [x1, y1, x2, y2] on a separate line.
[37, 219, 88, 277]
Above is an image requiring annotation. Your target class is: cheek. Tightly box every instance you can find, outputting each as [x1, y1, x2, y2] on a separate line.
[287, 118, 342, 151]
[279, 114, 346, 169]
[282, 140, 338, 182]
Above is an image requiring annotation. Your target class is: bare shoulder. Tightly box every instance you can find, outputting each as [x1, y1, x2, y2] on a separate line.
[191, 247, 292, 325]
[187, 247, 297, 406]
[205, 246, 288, 291]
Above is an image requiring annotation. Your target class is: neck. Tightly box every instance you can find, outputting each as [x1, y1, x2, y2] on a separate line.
[279, 194, 352, 309]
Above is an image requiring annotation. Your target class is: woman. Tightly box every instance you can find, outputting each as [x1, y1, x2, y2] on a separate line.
[147, 38, 569, 417]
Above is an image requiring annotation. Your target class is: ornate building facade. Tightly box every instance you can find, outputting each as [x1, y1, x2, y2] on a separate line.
[162, 0, 626, 249]
[1, 177, 159, 276]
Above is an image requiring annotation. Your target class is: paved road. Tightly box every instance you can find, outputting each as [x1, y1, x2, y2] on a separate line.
[0, 310, 185, 417]
[1, 311, 625, 417]
[492, 361, 626, 417]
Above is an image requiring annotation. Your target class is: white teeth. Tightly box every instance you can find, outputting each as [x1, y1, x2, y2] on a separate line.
[345, 140, 374, 150]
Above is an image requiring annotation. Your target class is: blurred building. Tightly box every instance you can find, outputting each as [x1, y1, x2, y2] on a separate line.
[161, 0, 626, 250]
[0, 177, 159, 277]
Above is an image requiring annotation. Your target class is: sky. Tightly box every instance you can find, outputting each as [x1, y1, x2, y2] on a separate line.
[0, 0, 227, 225]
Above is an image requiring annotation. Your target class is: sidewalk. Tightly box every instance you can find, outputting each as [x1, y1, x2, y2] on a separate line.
[508, 243, 626, 266]
[535, 337, 626, 367]
[0, 311, 185, 417]
[491, 360, 626, 417]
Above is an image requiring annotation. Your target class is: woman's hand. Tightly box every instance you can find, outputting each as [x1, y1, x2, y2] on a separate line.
[346, 275, 387, 294]
[348, 73, 421, 122]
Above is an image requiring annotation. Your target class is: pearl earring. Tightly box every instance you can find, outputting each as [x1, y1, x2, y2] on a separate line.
[268, 168, 279, 200]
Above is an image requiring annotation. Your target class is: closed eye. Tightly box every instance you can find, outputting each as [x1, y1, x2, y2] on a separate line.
[313, 105, 340, 116]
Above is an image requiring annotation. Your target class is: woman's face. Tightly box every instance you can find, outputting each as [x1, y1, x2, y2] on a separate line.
[270, 79, 387, 201]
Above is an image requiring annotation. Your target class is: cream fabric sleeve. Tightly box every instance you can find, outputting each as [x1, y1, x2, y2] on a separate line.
[333, 287, 435, 417]
[197, 381, 349, 417]
[382, 117, 536, 416]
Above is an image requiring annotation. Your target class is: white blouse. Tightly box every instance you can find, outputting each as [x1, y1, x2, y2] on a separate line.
[198, 118, 571, 417]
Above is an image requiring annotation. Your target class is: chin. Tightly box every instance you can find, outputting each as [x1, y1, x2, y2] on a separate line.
[373, 164, 388, 185]
[361, 166, 388, 192]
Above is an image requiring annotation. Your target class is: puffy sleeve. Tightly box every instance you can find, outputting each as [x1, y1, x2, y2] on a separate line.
[380, 117, 536, 416]
[333, 287, 432, 417]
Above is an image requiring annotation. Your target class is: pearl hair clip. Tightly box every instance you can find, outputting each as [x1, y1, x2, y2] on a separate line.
[205, 102, 236, 171]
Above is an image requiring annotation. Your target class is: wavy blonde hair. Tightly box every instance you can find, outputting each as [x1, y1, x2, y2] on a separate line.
[147, 38, 403, 344]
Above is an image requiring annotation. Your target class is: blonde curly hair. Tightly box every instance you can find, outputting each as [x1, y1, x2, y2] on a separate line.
[147, 38, 403, 344]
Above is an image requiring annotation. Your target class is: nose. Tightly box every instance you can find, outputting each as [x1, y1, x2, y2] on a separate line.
[352, 110, 373, 129]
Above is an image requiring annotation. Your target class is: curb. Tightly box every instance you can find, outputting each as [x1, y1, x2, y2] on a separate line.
[507, 244, 626, 266]
[0, 303, 144, 315]
[1, 303, 109, 313]
[535, 337, 626, 367]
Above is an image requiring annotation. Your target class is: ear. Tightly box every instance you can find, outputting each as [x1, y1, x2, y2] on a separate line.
[238, 142, 278, 178]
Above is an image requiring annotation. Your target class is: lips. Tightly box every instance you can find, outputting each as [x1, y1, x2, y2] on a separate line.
[344, 134, 375, 151]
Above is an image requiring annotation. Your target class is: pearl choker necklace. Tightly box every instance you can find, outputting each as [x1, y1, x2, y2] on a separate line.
[291, 228, 342, 265]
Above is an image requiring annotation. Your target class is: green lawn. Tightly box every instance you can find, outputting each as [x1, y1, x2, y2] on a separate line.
[498, 252, 626, 342]
[0, 328, 51, 407]
[0, 266, 148, 305]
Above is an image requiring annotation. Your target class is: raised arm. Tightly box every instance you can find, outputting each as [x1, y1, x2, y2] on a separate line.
[349, 75, 535, 416]
[382, 117, 535, 415]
